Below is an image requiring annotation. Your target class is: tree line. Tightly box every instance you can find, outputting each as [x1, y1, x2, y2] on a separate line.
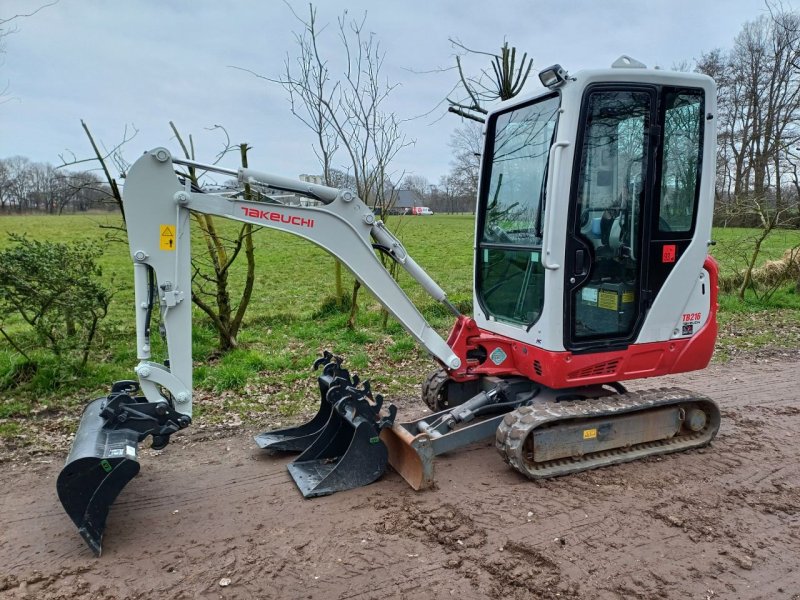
[0, 156, 114, 214]
[698, 9, 800, 229]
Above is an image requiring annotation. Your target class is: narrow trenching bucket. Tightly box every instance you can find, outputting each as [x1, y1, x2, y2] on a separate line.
[254, 352, 352, 453]
[287, 382, 397, 498]
[56, 397, 141, 556]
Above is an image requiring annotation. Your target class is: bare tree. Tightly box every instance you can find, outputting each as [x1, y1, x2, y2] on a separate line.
[1, 2, 58, 103]
[169, 123, 258, 352]
[241, 4, 411, 329]
[401, 174, 429, 198]
[447, 41, 534, 123]
[696, 9, 800, 299]
[699, 12, 800, 214]
[58, 120, 138, 220]
[448, 121, 482, 204]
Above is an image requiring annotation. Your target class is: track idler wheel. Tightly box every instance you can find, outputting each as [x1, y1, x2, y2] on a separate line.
[422, 368, 450, 412]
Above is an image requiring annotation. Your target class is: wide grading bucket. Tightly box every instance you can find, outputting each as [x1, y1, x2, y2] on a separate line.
[57, 382, 190, 556]
[56, 397, 141, 556]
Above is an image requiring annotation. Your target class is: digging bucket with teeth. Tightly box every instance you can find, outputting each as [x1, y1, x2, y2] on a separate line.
[284, 371, 398, 498]
[254, 351, 354, 452]
[255, 350, 378, 455]
[56, 381, 190, 556]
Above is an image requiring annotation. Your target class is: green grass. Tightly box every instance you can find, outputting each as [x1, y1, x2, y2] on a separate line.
[0, 213, 798, 444]
[710, 226, 800, 278]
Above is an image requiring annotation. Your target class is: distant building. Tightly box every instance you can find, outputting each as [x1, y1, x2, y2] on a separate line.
[299, 174, 324, 186]
[394, 189, 424, 212]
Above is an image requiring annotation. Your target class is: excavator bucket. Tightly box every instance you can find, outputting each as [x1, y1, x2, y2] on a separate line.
[57, 381, 190, 555]
[282, 360, 397, 497]
[56, 396, 141, 556]
[253, 386, 332, 452]
[254, 351, 346, 452]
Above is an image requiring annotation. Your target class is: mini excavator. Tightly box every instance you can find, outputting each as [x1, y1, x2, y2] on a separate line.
[58, 57, 721, 555]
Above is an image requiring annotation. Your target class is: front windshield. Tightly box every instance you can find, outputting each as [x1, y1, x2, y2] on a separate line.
[481, 94, 560, 246]
[477, 93, 561, 327]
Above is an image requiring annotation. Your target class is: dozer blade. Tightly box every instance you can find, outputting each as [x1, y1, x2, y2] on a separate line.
[380, 423, 435, 491]
[56, 398, 141, 556]
[254, 351, 350, 453]
[287, 382, 397, 498]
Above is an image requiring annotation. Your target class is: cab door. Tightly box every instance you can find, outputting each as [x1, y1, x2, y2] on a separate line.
[563, 86, 656, 352]
[563, 85, 706, 353]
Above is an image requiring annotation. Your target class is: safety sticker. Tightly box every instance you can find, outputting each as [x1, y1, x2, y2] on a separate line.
[125, 445, 136, 458]
[100, 459, 113, 473]
[109, 448, 124, 457]
[662, 244, 677, 263]
[490, 347, 507, 366]
[160, 224, 176, 251]
[597, 290, 619, 311]
[581, 287, 598, 305]
[622, 291, 635, 304]
[583, 428, 597, 440]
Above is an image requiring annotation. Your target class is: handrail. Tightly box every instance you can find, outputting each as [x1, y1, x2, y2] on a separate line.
[541, 141, 570, 270]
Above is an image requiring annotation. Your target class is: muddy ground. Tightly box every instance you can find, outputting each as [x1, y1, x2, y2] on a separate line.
[1, 354, 799, 600]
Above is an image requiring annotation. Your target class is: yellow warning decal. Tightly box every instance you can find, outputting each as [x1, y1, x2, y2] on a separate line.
[597, 289, 618, 311]
[583, 428, 597, 440]
[622, 291, 635, 304]
[160, 225, 176, 251]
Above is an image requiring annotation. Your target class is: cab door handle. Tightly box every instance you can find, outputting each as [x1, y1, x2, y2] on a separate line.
[575, 248, 588, 276]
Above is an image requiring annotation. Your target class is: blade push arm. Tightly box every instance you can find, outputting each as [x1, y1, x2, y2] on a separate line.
[124, 148, 461, 416]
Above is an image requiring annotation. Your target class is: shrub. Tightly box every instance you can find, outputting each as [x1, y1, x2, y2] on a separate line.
[0, 234, 111, 370]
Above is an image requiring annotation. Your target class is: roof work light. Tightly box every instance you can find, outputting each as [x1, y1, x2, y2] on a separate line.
[538, 64, 567, 88]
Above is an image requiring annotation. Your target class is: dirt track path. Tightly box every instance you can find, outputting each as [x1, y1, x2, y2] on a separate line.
[1, 356, 800, 600]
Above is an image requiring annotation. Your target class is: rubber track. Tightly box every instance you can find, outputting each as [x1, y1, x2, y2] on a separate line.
[495, 387, 720, 479]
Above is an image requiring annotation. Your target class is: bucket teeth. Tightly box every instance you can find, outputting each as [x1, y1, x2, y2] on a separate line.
[255, 352, 350, 452]
[287, 375, 397, 498]
[256, 351, 398, 497]
[255, 351, 351, 453]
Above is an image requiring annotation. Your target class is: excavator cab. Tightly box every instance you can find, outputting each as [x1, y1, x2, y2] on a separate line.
[475, 58, 715, 362]
[57, 57, 721, 555]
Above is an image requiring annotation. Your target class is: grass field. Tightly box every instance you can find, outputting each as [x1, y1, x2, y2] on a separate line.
[1, 213, 799, 439]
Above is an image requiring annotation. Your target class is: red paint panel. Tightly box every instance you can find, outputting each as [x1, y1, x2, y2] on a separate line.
[444, 256, 719, 388]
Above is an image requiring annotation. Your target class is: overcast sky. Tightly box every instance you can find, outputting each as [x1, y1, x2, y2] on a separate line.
[0, 0, 780, 185]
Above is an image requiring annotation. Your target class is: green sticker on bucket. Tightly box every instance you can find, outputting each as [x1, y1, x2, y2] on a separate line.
[369, 436, 380, 444]
[100, 459, 112, 473]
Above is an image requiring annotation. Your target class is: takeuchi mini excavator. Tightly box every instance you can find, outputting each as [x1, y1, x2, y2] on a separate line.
[57, 56, 722, 555]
